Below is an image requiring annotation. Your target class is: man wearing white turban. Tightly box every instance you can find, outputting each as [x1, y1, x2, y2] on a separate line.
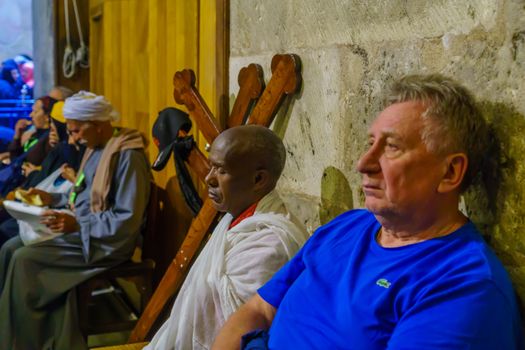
[0, 91, 151, 350]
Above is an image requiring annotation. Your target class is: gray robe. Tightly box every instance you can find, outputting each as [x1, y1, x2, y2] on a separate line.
[0, 147, 151, 350]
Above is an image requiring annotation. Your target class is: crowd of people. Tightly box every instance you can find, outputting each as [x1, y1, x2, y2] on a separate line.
[0, 74, 522, 350]
[0, 54, 34, 101]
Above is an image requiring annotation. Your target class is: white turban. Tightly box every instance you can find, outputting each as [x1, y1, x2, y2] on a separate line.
[63, 91, 120, 122]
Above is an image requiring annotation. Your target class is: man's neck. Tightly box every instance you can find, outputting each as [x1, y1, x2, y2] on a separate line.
[228, 201, 259, 229]
[376, 208, 468, 248]
[98, 124, 115, 147]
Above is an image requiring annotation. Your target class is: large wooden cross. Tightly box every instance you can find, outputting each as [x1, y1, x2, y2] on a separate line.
[128, 53, 302, 342]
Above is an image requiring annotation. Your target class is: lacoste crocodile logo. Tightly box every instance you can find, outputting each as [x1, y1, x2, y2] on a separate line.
[376, 278, 391, 289]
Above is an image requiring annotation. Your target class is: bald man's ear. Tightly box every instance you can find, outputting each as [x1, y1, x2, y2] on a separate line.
[437, 153, 468, 194]
[253, 169, 272, 192]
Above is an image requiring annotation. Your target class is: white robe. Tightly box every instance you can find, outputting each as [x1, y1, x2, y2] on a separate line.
[145, 190, 309, 350]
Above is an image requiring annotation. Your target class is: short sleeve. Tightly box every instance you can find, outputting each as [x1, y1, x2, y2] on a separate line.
[257, 242, 307, 309]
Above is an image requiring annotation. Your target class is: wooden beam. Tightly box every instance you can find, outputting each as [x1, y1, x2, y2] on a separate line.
[128, 199, 218, 342]
[247, 54, 301, 126]
[173, 69, 221, 144]
[228, 64, 264, 128]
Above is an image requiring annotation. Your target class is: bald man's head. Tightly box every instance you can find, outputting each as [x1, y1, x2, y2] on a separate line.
[205, 125, 286, 217]
[217, 125, 286, 181]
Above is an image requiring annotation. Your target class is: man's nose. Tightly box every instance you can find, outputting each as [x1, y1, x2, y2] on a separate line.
[356, 145, 381, 174]
[205, 169, 217, 187]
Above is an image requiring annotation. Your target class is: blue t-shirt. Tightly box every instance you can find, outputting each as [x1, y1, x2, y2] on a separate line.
[258, 209, 524, 349]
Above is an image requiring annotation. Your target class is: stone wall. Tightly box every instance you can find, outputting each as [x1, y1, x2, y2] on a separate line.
[230, 0, 525, 304]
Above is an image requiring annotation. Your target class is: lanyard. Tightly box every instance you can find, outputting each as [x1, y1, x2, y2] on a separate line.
[23, 138, 38, 152]
[69, 171, 85, 205]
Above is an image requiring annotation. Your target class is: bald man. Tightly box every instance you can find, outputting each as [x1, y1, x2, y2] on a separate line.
[0, 91, 151, 350]
[144, 125, 309, 350]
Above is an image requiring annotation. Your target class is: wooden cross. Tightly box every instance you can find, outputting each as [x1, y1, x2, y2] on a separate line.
[128, 53, 302, 342]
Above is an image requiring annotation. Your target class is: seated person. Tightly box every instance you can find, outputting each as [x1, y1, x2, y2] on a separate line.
[144, 124, 309, 350]
[22, 100, 73, 171]
[0, 91, 151, 350]
[0, 97, 72, 198]
[22, 101, 85, 188]
[16, 86, 75, 168]
[213, 74, 525, 350]
[4, 95, 56, 162]
[0, 101, 86, 247]
[1, 86, 73, 164]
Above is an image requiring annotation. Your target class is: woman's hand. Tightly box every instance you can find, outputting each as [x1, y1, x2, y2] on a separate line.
[14, 119, 32, 139]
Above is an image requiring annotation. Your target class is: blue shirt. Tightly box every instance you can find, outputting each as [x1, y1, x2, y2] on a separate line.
[258, 209, 524, 349]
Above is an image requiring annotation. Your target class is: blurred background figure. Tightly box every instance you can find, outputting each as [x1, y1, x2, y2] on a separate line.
[0, 59, 23, 100]
[14, 55, 34, 99]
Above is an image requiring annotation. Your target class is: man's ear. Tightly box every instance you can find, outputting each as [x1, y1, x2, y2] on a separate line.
[437, 153, 468, 193]
[253, 169, 271, 192]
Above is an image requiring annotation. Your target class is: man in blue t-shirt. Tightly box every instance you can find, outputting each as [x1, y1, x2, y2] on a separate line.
[212, 74, 524, 350]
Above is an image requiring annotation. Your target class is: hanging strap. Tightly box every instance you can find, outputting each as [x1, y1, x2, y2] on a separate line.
[62, 0, 89, 78]
[72, 0, 89, 68]
[62, 0, 76, 78]
[173, 135, 202, 216]
[153, 108, 203, 216]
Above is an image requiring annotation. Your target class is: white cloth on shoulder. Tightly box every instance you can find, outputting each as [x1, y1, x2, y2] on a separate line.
[63, 90, 120, 122]
[145, 190, 309, 350]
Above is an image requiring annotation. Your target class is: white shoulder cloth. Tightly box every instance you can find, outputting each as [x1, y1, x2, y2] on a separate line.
[145, 190, 309, 350]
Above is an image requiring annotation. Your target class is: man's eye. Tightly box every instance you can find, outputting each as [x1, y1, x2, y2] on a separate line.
[385, 143, 399, 151]
[217, 168, 226, 175]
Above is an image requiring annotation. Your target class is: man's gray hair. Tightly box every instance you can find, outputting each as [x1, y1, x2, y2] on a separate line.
[51, 86, 74, 100]
[386, 74, 487, 191]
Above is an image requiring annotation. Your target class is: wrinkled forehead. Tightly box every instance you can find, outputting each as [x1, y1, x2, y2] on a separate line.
[368, 101, 427, 136]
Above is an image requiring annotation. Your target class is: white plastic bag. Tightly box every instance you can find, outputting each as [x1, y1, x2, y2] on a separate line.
[35, 167, 74, 193]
